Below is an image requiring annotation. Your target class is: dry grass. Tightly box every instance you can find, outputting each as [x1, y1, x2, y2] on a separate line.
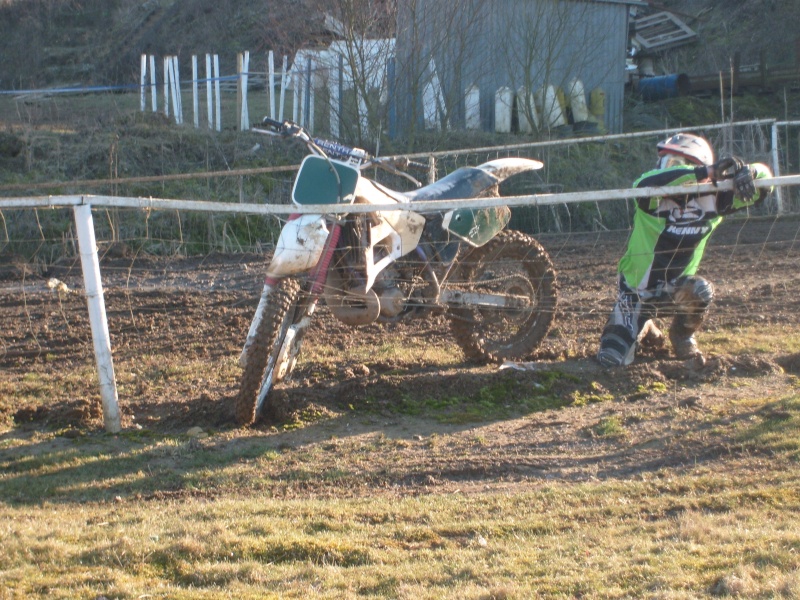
[1, 465, 798, 598]
[1, 384, 799, 599]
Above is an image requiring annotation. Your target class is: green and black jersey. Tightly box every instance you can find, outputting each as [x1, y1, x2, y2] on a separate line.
[618, 163, 771, 293]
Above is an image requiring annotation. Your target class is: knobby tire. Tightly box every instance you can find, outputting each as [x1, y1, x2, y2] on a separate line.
[234, 278, 301, 425]
[448, 230, 557, 363]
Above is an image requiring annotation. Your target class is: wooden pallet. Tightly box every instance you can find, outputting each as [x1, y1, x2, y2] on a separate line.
[634, 12, 697, 53]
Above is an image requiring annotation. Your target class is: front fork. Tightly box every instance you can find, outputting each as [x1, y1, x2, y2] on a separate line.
[238, 220, 343, 368]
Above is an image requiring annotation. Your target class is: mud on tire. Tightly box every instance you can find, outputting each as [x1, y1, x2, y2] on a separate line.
[447, 230, 557, 364]
[234, 278, 301, 425]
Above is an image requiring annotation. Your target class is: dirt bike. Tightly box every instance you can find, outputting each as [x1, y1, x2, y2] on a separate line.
[235, 117, 558, 425]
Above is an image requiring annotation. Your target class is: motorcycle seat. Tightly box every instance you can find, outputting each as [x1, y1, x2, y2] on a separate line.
[402, 167, 498, 202]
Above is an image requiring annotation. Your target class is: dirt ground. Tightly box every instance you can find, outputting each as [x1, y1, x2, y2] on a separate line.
[2, 217, 800, 491]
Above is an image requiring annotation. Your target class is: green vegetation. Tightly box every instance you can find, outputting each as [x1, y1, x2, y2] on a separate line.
[591, 415, 626, 439]
[571, 381, 614, 406]
[704, 323, 800, 356]
[387, 370, 583, 424]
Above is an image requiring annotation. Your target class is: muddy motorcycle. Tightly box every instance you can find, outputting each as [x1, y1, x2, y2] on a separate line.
[235, 117, 557, 425]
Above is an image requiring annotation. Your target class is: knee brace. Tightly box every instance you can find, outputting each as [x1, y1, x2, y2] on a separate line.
[673, 276, 714, 308]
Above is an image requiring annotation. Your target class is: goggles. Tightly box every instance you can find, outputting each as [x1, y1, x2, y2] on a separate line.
[657, 153, 692, 169]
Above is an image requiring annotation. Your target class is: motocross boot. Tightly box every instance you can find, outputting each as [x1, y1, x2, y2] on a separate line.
[669, 276, 713, 361]
[597, 283, 655, 368]
[669, 320, 701, 360]
[598, 319, 663, 367]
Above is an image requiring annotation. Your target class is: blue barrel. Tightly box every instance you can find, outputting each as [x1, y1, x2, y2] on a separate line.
[637, 74, 691, 101]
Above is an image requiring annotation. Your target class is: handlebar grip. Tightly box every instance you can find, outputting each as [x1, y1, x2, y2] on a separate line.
[261, 117, 283, 129]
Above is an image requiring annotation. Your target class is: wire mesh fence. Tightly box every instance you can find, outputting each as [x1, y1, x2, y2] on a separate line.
[2, 115, 800, 431]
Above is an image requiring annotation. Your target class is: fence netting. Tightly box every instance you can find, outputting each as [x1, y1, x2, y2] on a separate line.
[1, 118, 799, 430]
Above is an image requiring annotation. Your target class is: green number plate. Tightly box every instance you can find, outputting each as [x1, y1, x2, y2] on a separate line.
[292, 156, 360, 205]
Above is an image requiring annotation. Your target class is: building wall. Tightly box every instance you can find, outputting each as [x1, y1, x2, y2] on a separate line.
[394, 0, 634, 135]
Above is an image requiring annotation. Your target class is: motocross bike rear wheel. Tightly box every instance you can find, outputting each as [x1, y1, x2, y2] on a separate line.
[447, 230, 557, 363]
[234, 278, 301, 425]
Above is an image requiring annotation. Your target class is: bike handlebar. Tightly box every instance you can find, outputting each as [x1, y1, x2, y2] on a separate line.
[260, 117, 284, 130]
[253, 116, 426, 185]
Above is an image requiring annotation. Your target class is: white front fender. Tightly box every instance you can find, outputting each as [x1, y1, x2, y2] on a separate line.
[265, 215, 329, 279]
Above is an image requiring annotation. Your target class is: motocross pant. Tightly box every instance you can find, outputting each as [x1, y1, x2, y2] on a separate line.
[597, 275, 714, 367]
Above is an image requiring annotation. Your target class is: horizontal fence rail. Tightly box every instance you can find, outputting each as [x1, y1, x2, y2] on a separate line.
[1, 176, 796, 215]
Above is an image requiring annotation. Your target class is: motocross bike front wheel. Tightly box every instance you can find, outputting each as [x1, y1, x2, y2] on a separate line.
[446, 230, 557, 364]
[234, 278, 302, 425]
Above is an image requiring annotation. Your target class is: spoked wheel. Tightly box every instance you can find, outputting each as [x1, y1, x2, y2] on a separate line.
[446, 230, 557, 363]
[234, 278, 302, 425]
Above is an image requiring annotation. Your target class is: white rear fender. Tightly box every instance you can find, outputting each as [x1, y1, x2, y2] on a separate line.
[266, 215, 329, 279]
[476, 157, 544, 178]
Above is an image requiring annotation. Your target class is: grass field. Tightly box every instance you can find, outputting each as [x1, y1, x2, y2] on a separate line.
[2, 315, 799, 599]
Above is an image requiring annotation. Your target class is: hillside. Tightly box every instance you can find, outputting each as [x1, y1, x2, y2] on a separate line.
[0, 0, 798, 207]
[0, 0, 334, 88]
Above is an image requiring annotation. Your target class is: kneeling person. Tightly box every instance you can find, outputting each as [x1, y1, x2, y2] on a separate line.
[597, 132, 772, 368]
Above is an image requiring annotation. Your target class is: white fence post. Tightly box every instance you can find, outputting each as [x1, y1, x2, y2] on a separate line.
[305, 57, 315, 133]
[772, 122, 784, 214]
[140, 54, 147, 112]
[73, 204, 121, 433]
[238, 51, 250, 131]
[163, 56, 170, 118]
[427, 156, 437, 184]
[329, 54, 341, 139]
[149, 55, 157, 112]
[205, 54, 213, 130]
[214, 54, 221, 132]
[279, 54, 288, 122]
[268, 50, 276, 120]
[293, 68, 300, 124]
[171, 56, 183, 125]
[192, 55, 199, 129]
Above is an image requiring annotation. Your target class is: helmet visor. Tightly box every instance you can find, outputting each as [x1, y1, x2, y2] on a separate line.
[658, 154, 692, 169]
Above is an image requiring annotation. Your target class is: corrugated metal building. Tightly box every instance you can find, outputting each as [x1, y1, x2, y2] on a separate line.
[393, 0, 646, 136]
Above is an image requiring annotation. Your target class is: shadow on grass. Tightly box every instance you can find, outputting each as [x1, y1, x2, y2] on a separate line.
[2, 354, 798, 506]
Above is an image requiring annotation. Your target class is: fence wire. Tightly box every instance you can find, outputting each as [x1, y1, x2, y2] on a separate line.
[1, 121, 800, 427]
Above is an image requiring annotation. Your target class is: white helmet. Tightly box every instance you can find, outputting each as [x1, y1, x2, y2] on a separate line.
[657, 133, 714, 166]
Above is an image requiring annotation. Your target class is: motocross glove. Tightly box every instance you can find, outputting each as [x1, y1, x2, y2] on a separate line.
[732, 164, 757, 201]
[710, 155, 746, 182]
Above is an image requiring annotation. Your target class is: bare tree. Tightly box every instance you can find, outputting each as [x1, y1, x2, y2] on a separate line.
[393, 0, 490, 145]
[319, 0, 397, 144]
[393, 0, 626, 141]
[496, 0, 622, 135]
